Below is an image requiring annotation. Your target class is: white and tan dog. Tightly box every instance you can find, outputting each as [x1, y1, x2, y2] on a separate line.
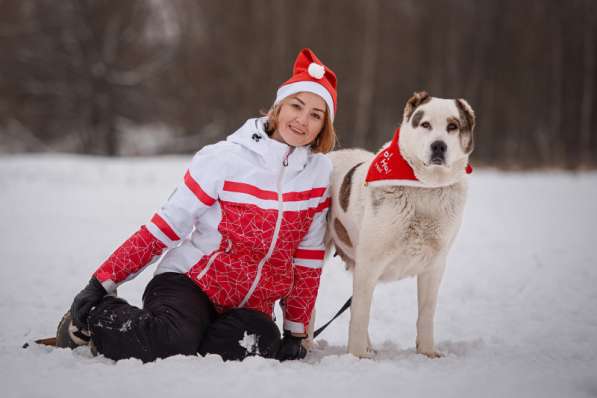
[326, 91, 475, 358]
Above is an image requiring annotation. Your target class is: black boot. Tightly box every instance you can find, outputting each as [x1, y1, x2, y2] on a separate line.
[55, 310, 91, 349]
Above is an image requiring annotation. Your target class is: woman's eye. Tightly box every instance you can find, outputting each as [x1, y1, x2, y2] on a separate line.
[291, 103, 301, 109]
[421, 121, 431, 129]
[311, 113, 321, 120]
[447, 123, 458, 131]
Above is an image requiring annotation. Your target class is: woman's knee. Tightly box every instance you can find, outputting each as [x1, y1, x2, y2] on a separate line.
[198, 308, 281, 361]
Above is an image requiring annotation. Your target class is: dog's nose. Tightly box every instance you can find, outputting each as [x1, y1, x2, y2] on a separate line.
[431, 140, 447, 155]
[430, 140, 447, 165]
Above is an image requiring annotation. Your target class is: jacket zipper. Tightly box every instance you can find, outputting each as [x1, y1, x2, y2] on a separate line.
[196, 239, 233, 281]
[239, 148, 291, 307]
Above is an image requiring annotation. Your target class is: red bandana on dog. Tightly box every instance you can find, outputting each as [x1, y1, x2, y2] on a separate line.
[365, 128, 473, 188]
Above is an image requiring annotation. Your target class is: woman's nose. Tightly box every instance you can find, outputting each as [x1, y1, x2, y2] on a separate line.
[296, 111, 308, 125]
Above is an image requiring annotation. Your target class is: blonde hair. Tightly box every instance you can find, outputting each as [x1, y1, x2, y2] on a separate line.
[264, 95, 336, 154]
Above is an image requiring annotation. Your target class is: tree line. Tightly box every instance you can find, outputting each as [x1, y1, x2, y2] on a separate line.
[1, 0, 595, 168]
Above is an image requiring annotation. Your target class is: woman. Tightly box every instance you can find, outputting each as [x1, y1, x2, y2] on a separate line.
[57, 48, 338, 363]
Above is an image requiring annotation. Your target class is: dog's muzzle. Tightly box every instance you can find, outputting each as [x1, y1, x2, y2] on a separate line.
[430, 140, 447, 165]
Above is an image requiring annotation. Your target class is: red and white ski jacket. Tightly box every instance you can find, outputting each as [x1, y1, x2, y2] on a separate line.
[94, 117, 331, 334]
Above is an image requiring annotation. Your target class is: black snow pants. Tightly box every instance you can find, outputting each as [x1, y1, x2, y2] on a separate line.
[87, 272, 282, 363]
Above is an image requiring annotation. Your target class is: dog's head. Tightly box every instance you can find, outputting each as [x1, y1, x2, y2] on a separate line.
[399, 91, 475, 185]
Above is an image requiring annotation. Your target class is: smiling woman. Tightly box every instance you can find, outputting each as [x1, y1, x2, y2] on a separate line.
[268, 93, 327, 148]
[55, 48, 340, 364]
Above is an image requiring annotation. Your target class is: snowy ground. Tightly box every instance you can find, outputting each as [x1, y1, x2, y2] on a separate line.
[1, 154, 596, 398]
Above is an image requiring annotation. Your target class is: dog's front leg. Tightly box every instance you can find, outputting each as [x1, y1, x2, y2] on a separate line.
[348, 259, 382, 358]
[348, 263, 375, 358]
[416, 259, 447, 358]
[303, 307, 317, 351]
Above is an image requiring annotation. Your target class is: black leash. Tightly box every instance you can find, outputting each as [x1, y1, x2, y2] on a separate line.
[313, 296, 352, 338]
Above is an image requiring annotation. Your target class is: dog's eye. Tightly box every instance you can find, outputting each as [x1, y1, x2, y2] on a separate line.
[421, 121, 431, 129]
[447, 123, 458, 132]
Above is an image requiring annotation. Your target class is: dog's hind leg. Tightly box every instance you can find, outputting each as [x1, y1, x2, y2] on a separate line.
[416, 257, 447, 358]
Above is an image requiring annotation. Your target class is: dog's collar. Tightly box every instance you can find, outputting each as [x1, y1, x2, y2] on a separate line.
[365, 128, 473, 188]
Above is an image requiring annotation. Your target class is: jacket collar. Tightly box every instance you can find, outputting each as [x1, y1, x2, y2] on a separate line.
[227, 118, 311, 172]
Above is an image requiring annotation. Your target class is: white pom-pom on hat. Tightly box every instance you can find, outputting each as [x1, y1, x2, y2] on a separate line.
[307, 62, 325, 79]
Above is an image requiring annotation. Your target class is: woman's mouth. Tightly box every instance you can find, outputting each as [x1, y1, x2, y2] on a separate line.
[289, 125, 306, 135]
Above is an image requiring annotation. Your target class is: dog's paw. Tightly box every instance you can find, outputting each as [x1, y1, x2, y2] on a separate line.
[348, 345, 377, 359]
[365, 345, 378, 357]
[417, 350, 443, 359]
[416, 341, 443, 358]
[301, 338, 319, 351]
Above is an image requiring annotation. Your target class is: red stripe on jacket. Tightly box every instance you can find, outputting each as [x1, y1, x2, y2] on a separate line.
[223, 181, 277, 200]
[294, 248, 325, 260]
[224, 181, 326, 202]
[185, 170, 216, 206]
[312, 197, 331, 214]
[283, 187, 326, 201]
[150, 213, 180, 241]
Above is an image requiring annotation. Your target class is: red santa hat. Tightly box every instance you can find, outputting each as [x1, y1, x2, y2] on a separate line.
[275, 48, 338, 121]
[365, 128, 473, 188]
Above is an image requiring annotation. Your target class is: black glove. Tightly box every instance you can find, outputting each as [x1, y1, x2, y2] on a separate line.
[277, 331, 307, 361]
[70, 276, 107, 329]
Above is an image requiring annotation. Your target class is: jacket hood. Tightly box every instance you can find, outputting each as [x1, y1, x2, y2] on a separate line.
[227, 117, 312, 172]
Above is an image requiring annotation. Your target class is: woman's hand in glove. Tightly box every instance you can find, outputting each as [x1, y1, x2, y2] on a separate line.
[70, 276, 107, 329]
[277, 331, 307, 361]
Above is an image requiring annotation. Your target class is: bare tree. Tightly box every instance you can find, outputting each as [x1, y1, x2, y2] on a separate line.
[0, 0, 180, 155]
[580, 0, 596, 167]
[353, 0, 379, 148]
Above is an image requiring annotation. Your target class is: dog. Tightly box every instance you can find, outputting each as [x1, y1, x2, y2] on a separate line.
[324, 91, 475, 358]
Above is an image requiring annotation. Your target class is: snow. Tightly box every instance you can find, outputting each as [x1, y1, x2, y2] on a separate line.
[1, 154, 596, 398]
[238, 332, 260, 355]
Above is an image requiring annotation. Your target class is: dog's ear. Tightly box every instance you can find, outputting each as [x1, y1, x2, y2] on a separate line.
[403, 91, 430, 122]
[455, 99, 475, 132]
[455, 99, 475, 154]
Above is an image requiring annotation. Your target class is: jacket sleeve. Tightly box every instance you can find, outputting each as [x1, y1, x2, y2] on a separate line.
[283, 187, 331, 334]
[94, 144, 227, 293]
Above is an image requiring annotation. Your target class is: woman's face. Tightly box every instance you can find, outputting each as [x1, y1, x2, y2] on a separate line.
[271, 92, 326, 147]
